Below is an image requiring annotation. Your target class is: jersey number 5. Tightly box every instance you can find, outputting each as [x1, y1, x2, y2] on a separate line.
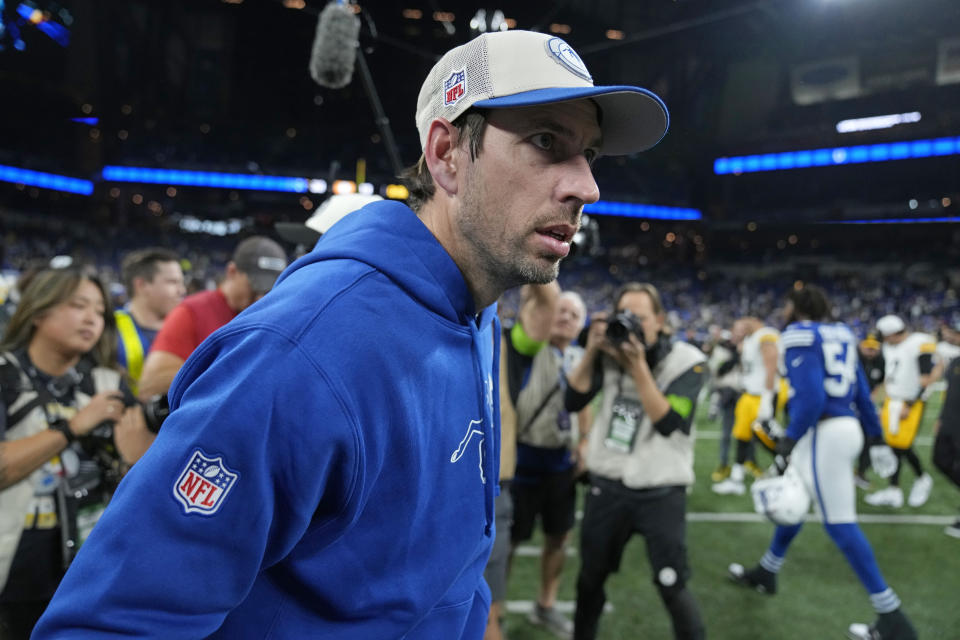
[823, 341, 857, 397]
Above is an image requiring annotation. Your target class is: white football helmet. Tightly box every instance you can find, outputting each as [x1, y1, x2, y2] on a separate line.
[751, 467, 811, 526]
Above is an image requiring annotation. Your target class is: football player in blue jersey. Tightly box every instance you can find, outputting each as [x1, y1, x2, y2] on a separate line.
[728, 284, 917, 640]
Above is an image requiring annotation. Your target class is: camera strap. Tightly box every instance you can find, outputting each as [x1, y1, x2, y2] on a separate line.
[12, 349, 81, 425]
[517, 381, 561, 441]
[10, 350, 112, 565]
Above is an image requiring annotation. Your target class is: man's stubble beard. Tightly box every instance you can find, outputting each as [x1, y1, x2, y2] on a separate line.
[457, 175, 562, 294]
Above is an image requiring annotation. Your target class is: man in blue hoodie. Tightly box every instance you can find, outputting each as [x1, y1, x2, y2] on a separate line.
[34, 30, 668, 639]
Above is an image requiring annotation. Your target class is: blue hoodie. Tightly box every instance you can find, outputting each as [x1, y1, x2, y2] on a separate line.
[34, 201, 501, 639]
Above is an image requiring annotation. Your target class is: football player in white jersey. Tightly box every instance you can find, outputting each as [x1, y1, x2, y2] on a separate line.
[864, 315, 937, 508]
[712, 317, 783, 495]
[729, 285, 916, 640]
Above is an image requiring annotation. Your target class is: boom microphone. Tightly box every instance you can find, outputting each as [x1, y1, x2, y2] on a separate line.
[308, 2, 360, 89]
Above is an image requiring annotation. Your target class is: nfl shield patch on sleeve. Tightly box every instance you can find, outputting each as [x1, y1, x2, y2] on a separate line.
[173, 449, 239, 516]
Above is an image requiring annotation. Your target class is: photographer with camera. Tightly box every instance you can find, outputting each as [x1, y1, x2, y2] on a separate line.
[0, 266, 143, 637]
[566, 283, 707, 640]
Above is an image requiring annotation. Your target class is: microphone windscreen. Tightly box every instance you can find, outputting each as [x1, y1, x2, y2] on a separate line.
[308, 2, 360, 89]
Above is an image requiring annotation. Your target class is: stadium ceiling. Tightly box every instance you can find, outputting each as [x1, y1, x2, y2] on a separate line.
[1, 0, 958, 220]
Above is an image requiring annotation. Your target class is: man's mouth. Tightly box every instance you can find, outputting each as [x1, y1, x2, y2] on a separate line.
[535, 224, 576, 244]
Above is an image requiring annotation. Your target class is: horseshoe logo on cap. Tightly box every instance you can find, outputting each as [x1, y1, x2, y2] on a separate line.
[546, 37, 593, 82]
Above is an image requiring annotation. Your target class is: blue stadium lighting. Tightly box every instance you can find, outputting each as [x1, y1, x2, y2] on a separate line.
[583, 200, 702, 221]
[34, 15, 68, 45]
[0, 164, 93, 195]
[714, 135, 960, 175]
[828, 217, 960, 225]
[15, 2, 69, 47]
[70, 117, 98, 126]
[102, 166, 310, 193]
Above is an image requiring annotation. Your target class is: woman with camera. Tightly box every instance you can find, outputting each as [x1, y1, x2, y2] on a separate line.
[565, 282, 708, 640]
[0, 266, 141, 638]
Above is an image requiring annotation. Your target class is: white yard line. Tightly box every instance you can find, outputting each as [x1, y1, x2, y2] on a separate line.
[686, 511, 956, 525]
[695, 430, 933, 447]
[514, 545, 577, 557]
[505, 600, 613, 614]
[547, 511, 954, 536]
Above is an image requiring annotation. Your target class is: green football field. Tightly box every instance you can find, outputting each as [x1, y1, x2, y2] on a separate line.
[502, 394, 960, 639]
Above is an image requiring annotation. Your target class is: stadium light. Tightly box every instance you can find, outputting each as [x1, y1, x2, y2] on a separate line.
[0, 164, 93, 195]
[332, 180, 357, 195]
[385, 184, 409, 199]
[102, 166, 310, 192]
[714, 135, 960, 175]
[14, 2, 70, 47]
[836, 112, 921, 134]
[583, 201, 702, 221]
[10, 162, 710, 219]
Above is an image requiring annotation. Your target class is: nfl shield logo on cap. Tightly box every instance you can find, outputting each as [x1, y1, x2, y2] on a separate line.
[173, 449, 239, 516]
[444, 68, 467, 107]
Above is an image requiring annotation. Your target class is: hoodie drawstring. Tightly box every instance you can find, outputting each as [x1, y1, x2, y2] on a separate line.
[469, 314, 500, 537]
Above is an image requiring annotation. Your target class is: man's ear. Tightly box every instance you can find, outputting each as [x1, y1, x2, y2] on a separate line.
[423, 118, 461, 196]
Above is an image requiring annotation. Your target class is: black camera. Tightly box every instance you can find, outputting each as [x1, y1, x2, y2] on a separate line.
[605, 310, 646, 347]
[141, 393, 170, 434]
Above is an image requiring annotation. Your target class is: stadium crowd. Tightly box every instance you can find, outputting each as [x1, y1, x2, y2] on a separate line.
[1, 205, 958, 639]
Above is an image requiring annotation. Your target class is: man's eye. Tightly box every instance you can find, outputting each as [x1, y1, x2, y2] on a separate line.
[530, 133, 554, 150]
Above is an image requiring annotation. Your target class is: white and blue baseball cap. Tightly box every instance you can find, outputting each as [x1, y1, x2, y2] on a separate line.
[415, 30, 669, 156]
[876, 314, 906, 338]
[275, 193, 383, 246]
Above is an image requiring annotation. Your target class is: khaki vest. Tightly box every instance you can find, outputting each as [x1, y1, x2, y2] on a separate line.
[515, 344, 582, 450]
[497, 334, 517, 481]
[586, 341, 705, 489]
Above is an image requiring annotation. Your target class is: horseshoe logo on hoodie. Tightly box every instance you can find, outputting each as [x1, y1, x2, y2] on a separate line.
[450, 419, 486, 484]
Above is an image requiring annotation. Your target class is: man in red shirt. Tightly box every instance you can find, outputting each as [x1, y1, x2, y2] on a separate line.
[115, 236, 286, 464]
[138, 235, 287, 401]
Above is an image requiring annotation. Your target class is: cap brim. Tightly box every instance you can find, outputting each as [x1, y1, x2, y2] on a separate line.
[275, 222, 322, 247]
[474, 86, 668, 155]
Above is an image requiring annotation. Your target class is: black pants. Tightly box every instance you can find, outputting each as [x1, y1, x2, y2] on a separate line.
[933, 429, 960, 488]
[0, 601, 49, 640]
[574, 477, 705, 640]
[717, 387, 738, 465]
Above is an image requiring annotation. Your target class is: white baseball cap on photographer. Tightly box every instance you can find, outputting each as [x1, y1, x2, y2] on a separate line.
[275, 194, 383, 246]
[415, 30, 669, 156]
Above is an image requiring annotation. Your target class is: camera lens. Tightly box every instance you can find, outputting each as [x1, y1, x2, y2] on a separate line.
[605, 312, 633, 345]
[142, 394, 170, 434]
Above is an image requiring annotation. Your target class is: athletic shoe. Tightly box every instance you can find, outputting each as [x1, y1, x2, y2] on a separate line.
[847, 608, 917, 640]
[744, 460, 765, 479]
[854, 474, 872, 490]
[710, 464, 731, 483]
[727, 562, 776, 594]
[528, 603, 573, 640]
[864, 486, 904, 508]
[906, 473, 932, 507]
[711, 478, 745, 495]
[945, 519, 960, 539]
